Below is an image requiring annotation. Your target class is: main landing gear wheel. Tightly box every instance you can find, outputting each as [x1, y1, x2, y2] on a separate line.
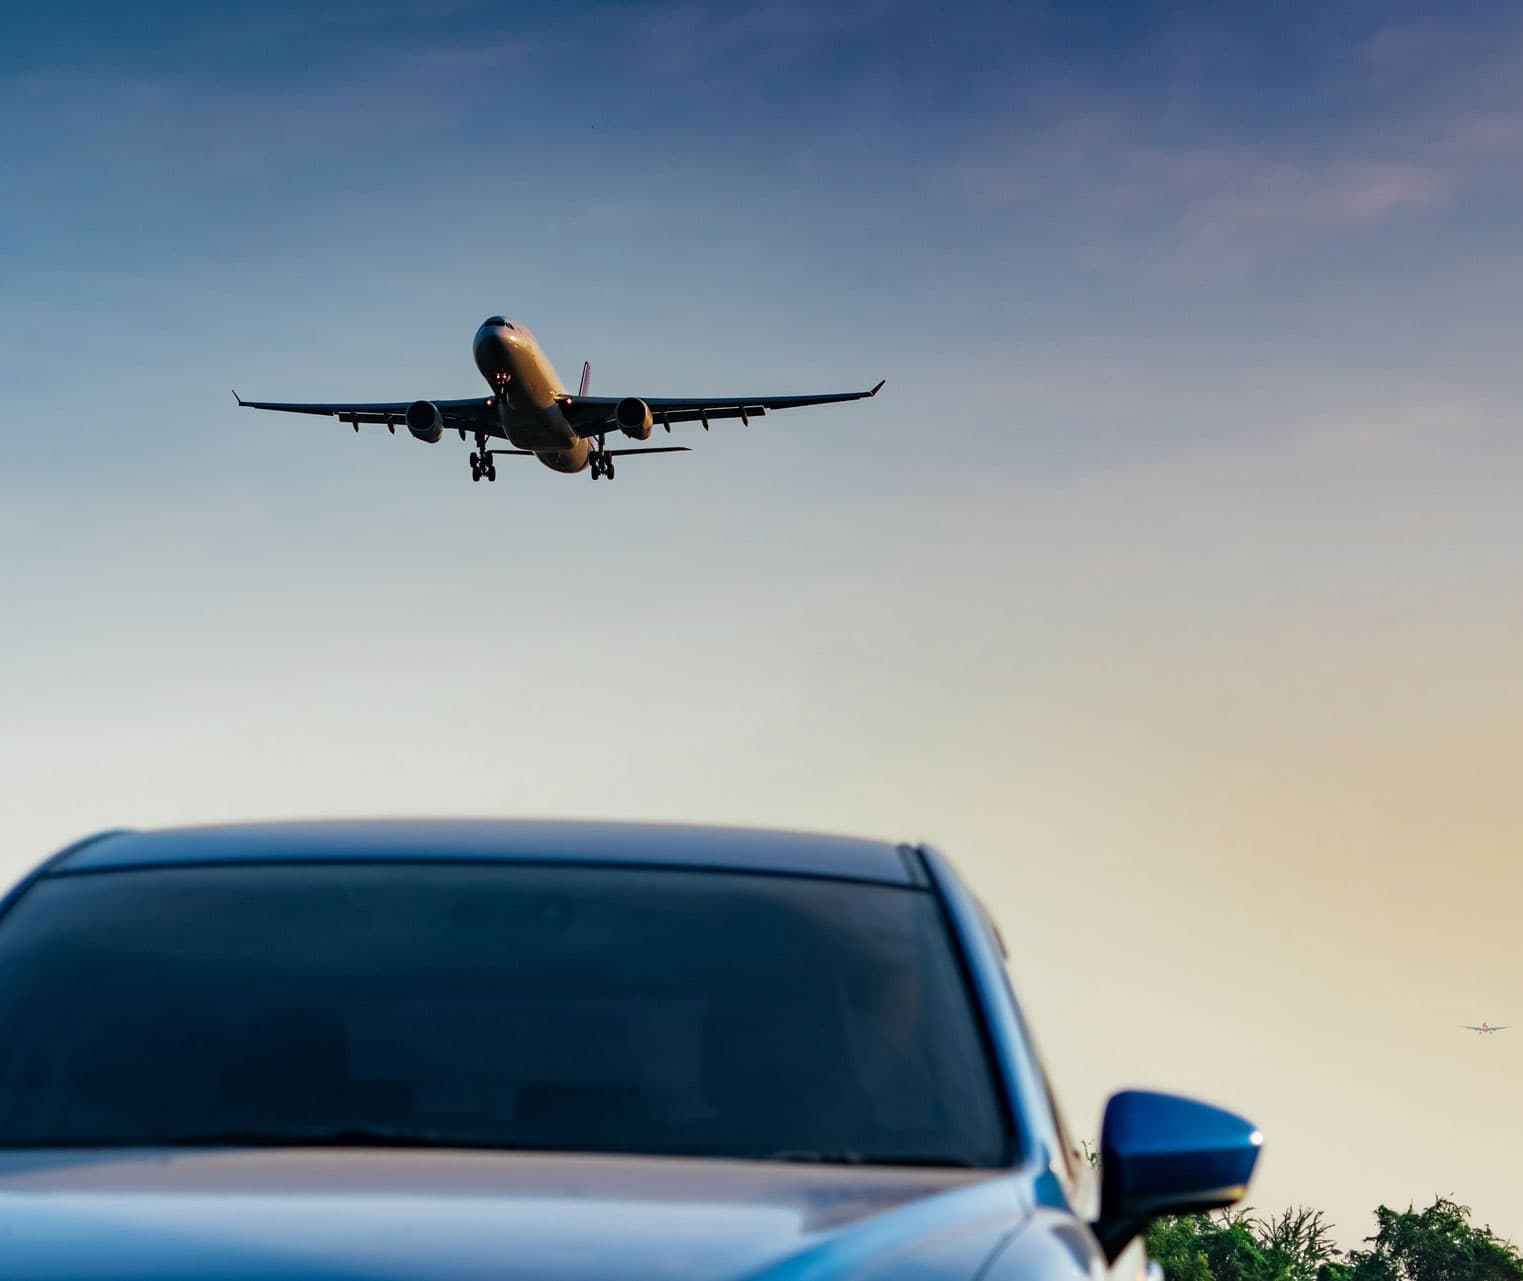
[469, 435, 497, 483]
[589, 452, 616, 480]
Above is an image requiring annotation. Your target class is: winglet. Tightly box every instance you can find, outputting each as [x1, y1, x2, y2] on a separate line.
[232, 389, 245, 406]
[868, 379, 885, 397]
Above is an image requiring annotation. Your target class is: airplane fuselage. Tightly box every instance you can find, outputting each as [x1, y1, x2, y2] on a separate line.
[471, 316, 590, 473]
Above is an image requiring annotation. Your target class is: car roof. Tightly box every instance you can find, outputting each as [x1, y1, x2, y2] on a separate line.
[49, 819, 919, 886]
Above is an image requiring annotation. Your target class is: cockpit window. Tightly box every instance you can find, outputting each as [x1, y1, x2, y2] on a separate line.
[484, 316, 513, 329]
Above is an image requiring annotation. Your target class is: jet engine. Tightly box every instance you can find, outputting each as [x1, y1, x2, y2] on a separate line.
[615, 397, 654, 440]
[405, 400, 444, 444]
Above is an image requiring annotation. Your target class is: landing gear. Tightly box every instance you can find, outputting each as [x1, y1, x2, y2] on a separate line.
[469, 435, 497, 484]
[589, 434, 615, 480]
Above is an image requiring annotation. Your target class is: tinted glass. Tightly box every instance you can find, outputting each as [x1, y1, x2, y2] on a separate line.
[0, 864, 1008, 1165]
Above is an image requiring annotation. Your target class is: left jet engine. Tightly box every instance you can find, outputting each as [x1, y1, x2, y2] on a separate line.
[405, 400, 444, 444]
[616, 397, 654, 440]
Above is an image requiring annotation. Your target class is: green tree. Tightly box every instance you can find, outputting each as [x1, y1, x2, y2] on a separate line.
[1139, 1200, 1520, 1281]
[1151, 1212, 1273, 1281]
[1339, 1199, 1523, 1281]
[1140, 1203, 1339, 1281]
[1145, 1215, 1220, 1281]
[1253, 1207, 1343, 1281]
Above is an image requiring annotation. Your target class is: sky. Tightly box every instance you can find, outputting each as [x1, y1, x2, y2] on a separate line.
[3, 0, 1521, 1246]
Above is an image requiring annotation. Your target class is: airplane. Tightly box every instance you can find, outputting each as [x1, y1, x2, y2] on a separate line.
[235, 314, 885, 484]
[1462, 1022, 1509, 1035]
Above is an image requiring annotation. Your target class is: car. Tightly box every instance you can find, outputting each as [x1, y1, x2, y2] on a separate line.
[0, 819, 1261, 1280]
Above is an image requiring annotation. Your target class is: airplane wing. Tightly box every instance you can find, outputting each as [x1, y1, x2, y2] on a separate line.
[232, 393, 502, 434]
[563, 380, 885, 437]
[481, 446, 692, 460]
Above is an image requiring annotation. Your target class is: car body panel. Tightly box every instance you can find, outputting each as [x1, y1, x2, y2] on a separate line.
[0, 1150, 1029, 1281]
[984, 1208, 1115, 1281]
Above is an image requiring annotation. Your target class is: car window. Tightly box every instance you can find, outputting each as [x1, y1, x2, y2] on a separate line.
[0, 862, 1010, 1165]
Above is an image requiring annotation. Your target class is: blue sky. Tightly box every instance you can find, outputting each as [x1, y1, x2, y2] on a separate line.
[4, 0, 1522, 1243]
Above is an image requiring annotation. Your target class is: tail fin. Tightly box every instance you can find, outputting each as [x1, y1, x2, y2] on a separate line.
[579, 361, 590, 397]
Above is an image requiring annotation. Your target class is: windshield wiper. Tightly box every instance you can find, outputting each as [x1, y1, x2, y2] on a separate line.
[763, 1149, 977, 1168]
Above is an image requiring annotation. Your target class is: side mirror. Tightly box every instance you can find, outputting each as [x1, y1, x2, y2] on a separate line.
[1092, 1089, 1263, 1261]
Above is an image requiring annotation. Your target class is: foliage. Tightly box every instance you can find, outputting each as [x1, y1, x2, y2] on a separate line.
[1337, 1199, 1523, 1281]
[1144, 1210, 1284, 1281]
[1257, 1208, 1344, 1281]
[1139, 1214, 1209, 1281]
[1138, 1199, 1521, 1281]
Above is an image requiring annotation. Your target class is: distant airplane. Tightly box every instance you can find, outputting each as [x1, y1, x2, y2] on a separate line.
[1462, 1022, 1509, 1035]
[236, 315, 884, 483]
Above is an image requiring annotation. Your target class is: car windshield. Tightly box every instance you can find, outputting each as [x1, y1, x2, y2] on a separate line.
[0, 862, 1009, 1165]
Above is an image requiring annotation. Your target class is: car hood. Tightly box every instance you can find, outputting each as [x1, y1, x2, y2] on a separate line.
[0, 1149, 1034, 1281]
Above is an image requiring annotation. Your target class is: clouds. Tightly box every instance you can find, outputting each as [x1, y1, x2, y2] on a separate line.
[14, 0, 1522, 300]
[959, 132, 1449, 272]
[940, 5, 1523, 282]
[622, 0, 897, 76]
[1155, 156, 1446, 268]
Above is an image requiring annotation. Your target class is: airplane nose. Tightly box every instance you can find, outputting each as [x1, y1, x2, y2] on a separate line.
[476, 321, 513, 349]
[473, 324, 514, 379]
